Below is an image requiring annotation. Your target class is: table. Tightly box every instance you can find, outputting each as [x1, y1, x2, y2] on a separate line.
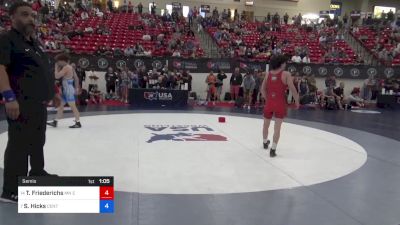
[128, 88, 189, 108]
[377, 94, 400, 109]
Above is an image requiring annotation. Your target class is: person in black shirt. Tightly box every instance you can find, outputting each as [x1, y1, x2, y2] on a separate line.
[216, 70, 227, 101]
[229, 67, 243, 101]
[105, 67, 117, 99]
[0, 2, 56, 203]
[72, 63, 85, 88]
[181, 70, 192, 91]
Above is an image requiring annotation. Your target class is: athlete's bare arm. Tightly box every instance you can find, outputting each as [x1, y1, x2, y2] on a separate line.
[285, 71, 300, 108]
[260, 72, 269, 100]
[55, 64, 72, 79]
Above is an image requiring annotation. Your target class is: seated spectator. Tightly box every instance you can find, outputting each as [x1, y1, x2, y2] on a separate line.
[84, 26, 94, 33]
[172, 49, 181, 57]
[124, 46, 134, 57]
[157, 33, 165, 42]
[302, 55, 311, 63]
[134, 43, 145, 55]
[104, 45, 113, 56]
[346, 88, 365, 107]
[322, 87, 344, 110]
[143, 48, 152, 57]
[238, 45, 246, 57]
[89, 85, 103, 104]
[81, 11, 89, 20]
[114, 47, 123, 57]
[319, 34, 327, 45]
[291, 54, 302, 63]
[334, 82, 345, 107]
[142, 33, 151, 41]
[186, 29, 195, 37]
[94, 7, 104, 17]
[102, 26, 111, 35]
[245, 47, 253, 58]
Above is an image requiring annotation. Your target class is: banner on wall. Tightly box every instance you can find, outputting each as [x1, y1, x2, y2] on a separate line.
[330, 2, 342, 16]
[69, 54, 399, 79]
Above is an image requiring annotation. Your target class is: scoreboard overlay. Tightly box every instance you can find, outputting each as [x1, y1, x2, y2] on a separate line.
[18, 176, 114, 213]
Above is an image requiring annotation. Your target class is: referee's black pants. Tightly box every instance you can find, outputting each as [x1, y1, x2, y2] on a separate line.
[2, 101, 47, 194]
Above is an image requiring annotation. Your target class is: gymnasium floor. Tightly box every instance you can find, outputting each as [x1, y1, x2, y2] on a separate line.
[0, 105, 399, 225]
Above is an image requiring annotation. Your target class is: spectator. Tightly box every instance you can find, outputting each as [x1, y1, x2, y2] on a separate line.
[325, 75, 336, 88]
[283, 13, 289, 24]
[362, 74, 375, 101]
[105, 67, 117, 99]
[242, 71, 256, 109]
[181, 70, 193, 91]
[291, 54, 302, 63]
[212, 7, 219, 19]
[39, 3, 50, 23]
[206, 71, 217, 104]
[307, 74, 317, 94]
[215, 70, 227, 101]
[89, 85, 103, 104]
[172, 49, 181, 57]
[134, 43, 145, 56]
[128, 1, 134, 13]
[230, 67, 243, 101]
[319, 34, 327, 45]
[124, 46, 135, 57]
[188, 8, 194, 26]
[346, 88, 365, 107]
[96, 45, 107, 55]
[302, 55, 311, 63]
[150, 2, 156, 15]
[137, 2, 143, 14]
[74, 64, 86, 88]
[130, 70, 139, 88]
[323, 87, 343, 110]
[252, 69, 264, 105]
[119, 67, 130, 103]
[142, 33, 151, 41]
[387, 9, 395, 22]
[114, 47, 123, 57]
[107, 0, 113, 12]
[104, 45, 113, 57]
[343, 13, 348, 25]
[334, 82, 345, 107]
[32, 0, 42, 12]
[81, 10, 89, 20]
[266, 12, 271, 23]
[298, 75, 310, 104]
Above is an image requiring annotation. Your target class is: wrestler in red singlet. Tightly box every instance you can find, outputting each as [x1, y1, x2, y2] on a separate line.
[263, 70, 288, 119]
[261, 56, 299, 157]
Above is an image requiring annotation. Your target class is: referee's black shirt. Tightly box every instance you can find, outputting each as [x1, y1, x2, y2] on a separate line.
[0, 28, 54, 103]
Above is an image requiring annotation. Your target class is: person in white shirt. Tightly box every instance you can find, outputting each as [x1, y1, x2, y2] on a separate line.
[302, 55, 310, 63]
[172, 50, 181, 57]
[81, 11, 89, 20]
[291, 55, 302, 63]
[319, 35, 326, 43]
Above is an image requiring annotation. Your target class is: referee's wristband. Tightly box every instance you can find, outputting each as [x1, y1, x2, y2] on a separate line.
[2, 90, 16, 103]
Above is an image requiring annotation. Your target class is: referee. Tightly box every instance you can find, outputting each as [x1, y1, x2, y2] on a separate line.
[0, 2, 56, 203]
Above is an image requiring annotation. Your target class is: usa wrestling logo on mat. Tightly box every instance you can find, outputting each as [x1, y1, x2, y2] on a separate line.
[145, 125, 227, 143]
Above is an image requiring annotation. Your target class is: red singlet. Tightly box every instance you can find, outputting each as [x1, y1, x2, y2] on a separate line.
[263, 70, 288, 119]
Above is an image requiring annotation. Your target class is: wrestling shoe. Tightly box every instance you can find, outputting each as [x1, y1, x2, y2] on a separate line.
[270, 149, 277, 158]
[69, 121, 82, 128]
[0, 191, 18, 203]
[263, 140, 270, 149]
[46, 120, 58, 127]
